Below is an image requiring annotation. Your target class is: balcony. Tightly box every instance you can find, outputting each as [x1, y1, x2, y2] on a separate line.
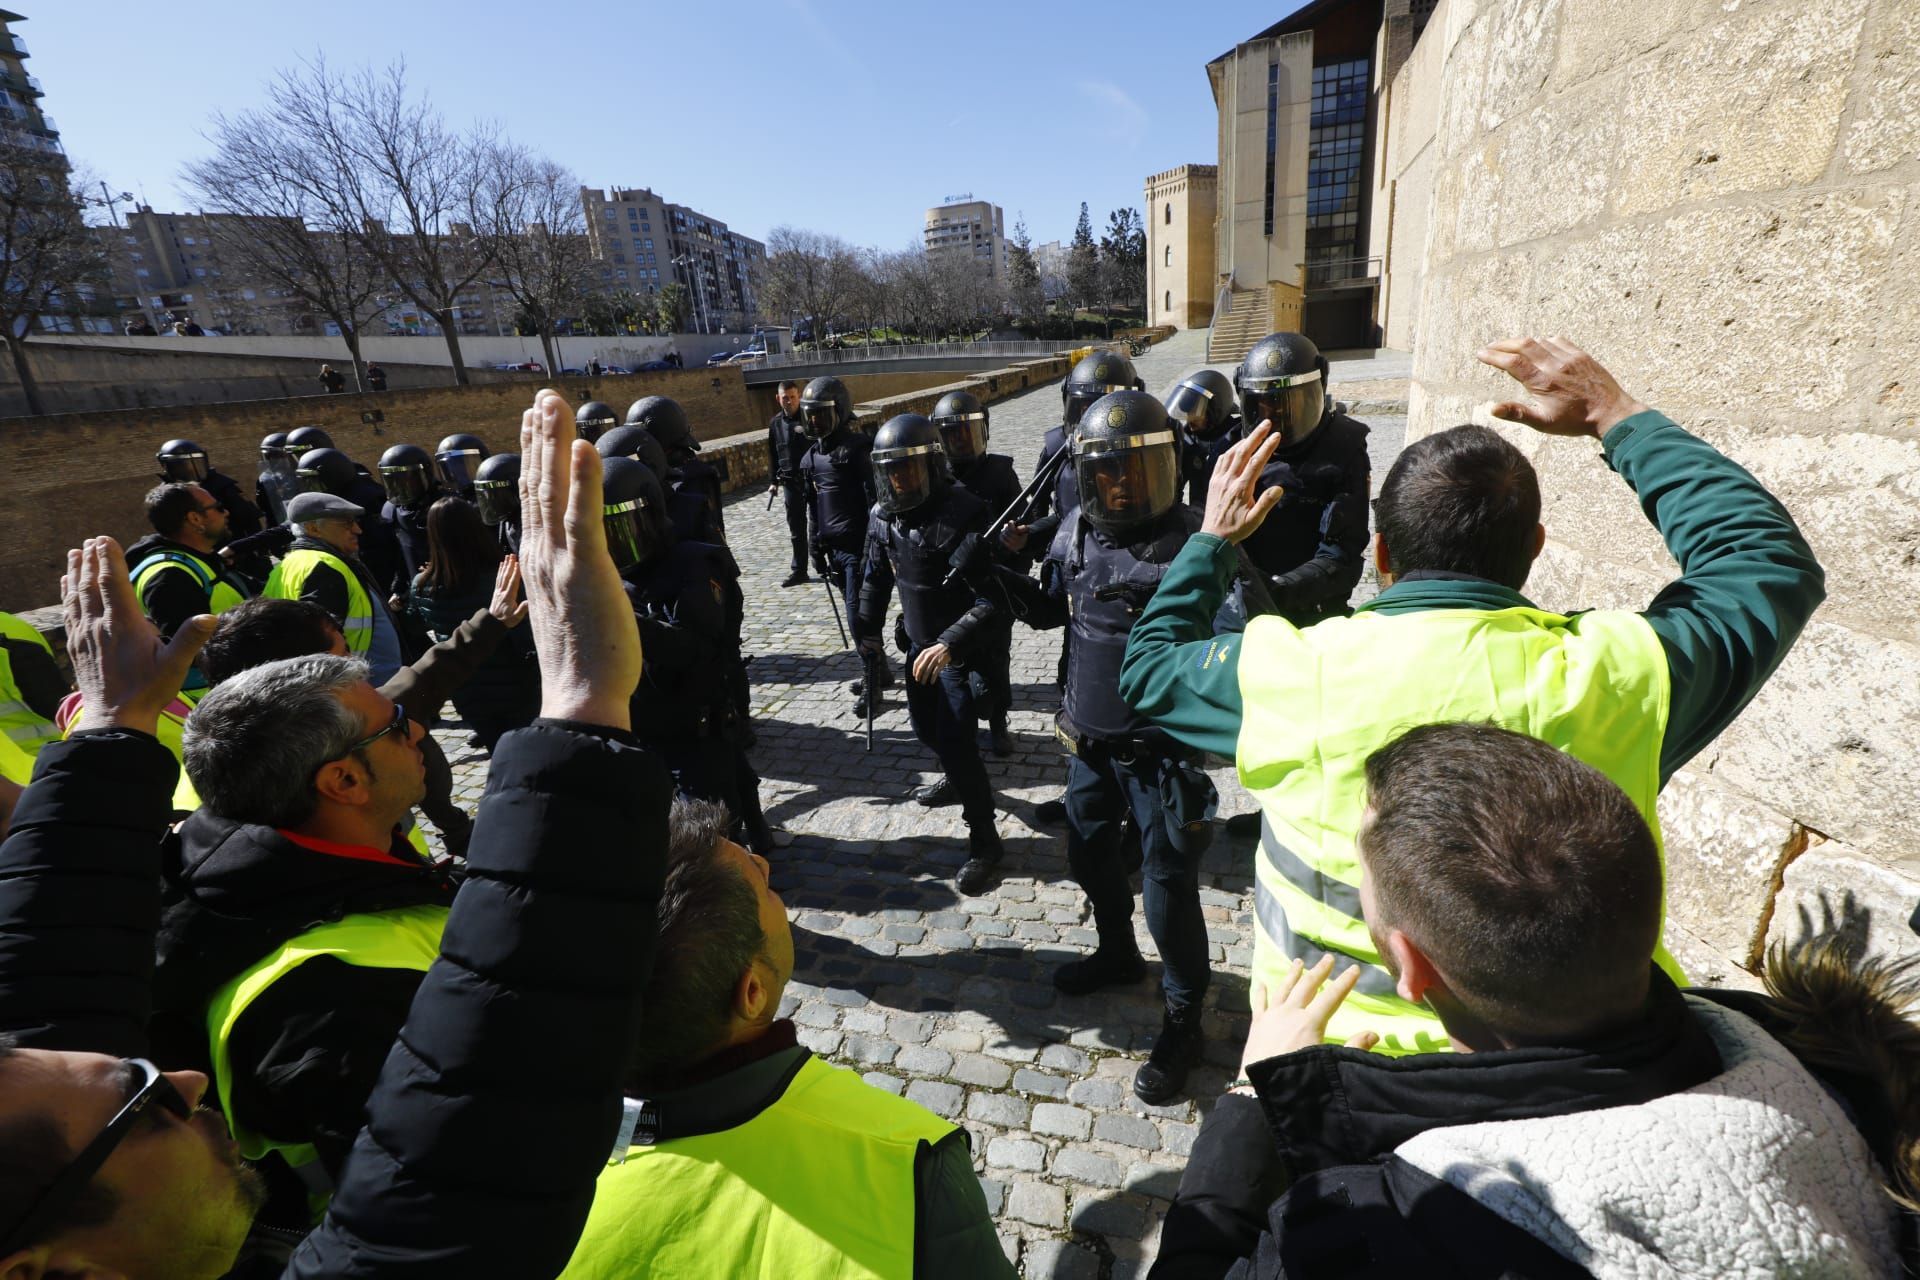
[2, 33, 26, 58]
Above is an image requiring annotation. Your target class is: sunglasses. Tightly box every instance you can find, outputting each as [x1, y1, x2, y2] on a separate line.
[0, 1059, 192, 1254]
[345, 701, 409, 755]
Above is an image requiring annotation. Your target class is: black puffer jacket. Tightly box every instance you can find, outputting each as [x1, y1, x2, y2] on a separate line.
[407, 575, 540, 751]
[0, 723, 673, 1280]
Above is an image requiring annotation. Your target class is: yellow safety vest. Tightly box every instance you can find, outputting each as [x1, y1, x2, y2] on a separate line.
[1236, 605, 1684, 1055]
[265, 549, 372, 655]
[131, 548, 250, 618]
[562, 1054, 956, 1280]
[0, 612, 60, 768]
[204, 904, 446, 1192]
[62, 691, 203, 814]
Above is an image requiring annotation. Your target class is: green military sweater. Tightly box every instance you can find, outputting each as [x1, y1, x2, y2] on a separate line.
[1119, 410, 1826, 780]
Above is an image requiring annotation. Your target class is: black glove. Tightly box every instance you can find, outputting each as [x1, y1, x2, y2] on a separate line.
[893, 615, 911, 655]
[947, 531, 992, 580]
[810, 541, 830, 577]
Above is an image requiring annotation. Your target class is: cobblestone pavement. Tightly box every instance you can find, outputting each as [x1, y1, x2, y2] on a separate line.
[437, 328, 1409, 1278]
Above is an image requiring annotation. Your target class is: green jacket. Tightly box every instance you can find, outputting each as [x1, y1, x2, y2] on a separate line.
[1119, 410, 1826, 782]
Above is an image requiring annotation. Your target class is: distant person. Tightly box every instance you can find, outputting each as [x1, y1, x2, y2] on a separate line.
[765, 379, 813, 586]
[124, 314, 157, 336]
[365, 362, 388, 392]
[587, 357, 603, 377]
[182, 319, 206, 337]
[319, 364, 346, 394]
[407, 498, 539, 751]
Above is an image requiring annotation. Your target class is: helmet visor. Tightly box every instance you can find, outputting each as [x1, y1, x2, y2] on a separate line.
[1239, 369, 1325, 445]
[436, 449, 482, 490]
[1074, 430, 1180, 531]
[380, 463, 430, 507]
[576, 414, 615, 443]
[1166, 381, 1235, 441]
[603, 496, 664, 571]
[933, 413, 987, 462]
[871, 442, 943, 515]
[261, 450, 297, 483]
[159, 451, 209, 483]
[475, 479, 518, 527]
[799, 401, 839, 438]
[1064, 381, 1131, 428]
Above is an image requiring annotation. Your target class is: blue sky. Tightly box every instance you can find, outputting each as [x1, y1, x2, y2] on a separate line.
[26, 0, 1304, 250]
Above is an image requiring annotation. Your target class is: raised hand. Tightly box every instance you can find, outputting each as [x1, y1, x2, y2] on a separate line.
[63, 536, 212, 735]
[1200, 421, 1287, 544]
[489, 554, 528, 629]
[518, 388, 641, 730]
[1476, 336, 1649, 438]
[1240, 955, 1378, 1073]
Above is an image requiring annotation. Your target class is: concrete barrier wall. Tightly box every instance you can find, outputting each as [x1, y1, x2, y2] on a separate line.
[1406, 0, 1920, 977]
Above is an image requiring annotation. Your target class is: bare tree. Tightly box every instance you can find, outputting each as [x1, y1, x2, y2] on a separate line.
[475, 145, 593, 376]
[0, 150, 107, 415]
[762, 226, 860, 346]
[185, 91, 388, 389]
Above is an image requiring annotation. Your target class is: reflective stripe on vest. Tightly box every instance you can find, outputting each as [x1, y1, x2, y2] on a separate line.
[60, 690, 202, 813]
[205, 905, 446, 1176]
[265, 550, 372, 653]
[0, 720, 34, 786]
[562, 1054, 955, 1280]
[131, 550, 249, 617]
[1236, 605, 1682, 1056]
[0, 614, 58, 760]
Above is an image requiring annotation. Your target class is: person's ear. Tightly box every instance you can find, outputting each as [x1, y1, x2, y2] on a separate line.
[1373, 533, 1393, 583]
[1530, 522, 1546, 563]
[732, 958, 773, 1025]
[311, 757, 369, 808]
[1386, 929, 1443, 1006]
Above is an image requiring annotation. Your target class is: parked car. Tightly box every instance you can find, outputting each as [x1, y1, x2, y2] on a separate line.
[634, 360, 671, 372]
[603, 366, 633, 375]
[705, 351, 736, 367]
[492, 360, 546, 374]
[726, 349, 768, 364]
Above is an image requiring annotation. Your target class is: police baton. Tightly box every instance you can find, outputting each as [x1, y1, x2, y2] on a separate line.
[943, 445, 1072, 587]
[820, 573, 851, 649]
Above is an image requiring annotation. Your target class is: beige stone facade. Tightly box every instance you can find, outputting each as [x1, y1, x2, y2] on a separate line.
[581, 186, 766, 333]
[923, 199, 1008, 283]
[1144, 165, 1217, 329]
[1387, 0, 1920, 976]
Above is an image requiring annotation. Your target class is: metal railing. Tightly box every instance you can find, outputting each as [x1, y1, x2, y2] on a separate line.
[1300, 256, 1383, 289]
[756, 338, 1079, 369]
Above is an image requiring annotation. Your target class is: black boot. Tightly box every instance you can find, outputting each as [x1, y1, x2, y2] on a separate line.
[955, 825, 1003, 895]
[988, 713, 1014, 757]
[781, 568, 810, 587]
[1052, 945, 1147, 995]
[1032, 798, 1068, 827]
[912, 778, 960, 807]
[1133, 1002, 1204, 1104]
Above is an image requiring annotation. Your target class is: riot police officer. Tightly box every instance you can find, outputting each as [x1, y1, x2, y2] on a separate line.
[473, 452, 522, 554]
[932, 390, 1021, 756]
[596, 425, 719, 544]
[1231, 332, 1371, 626]
[628, 396, 724, 540]
[767, 379, 813, 586]
[604, 457, 776, 854]
[256, 432, 299, 527]
[435, 433, 490, 500]
[377, 443, 447, 582]
[156, 439, 263, 541]
[797, 375, 892, 709]
[575, 400, 618, 444]
[1163, 368, 1242, 506]
[1020, 350, 1145, 547]
[987, 390, 1239, 1104]
[857, 414, 1005, 894]
[284, 425, 335, 458]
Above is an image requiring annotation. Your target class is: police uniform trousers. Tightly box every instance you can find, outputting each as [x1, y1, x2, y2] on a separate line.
[826, 542, 865, 642]
[972, 616, 1015, 730]
[1064, 739, 1212, 1012]
[655, 730, 770, 846]
[903, 647, 996, 833]
[780, 477, 811, 574]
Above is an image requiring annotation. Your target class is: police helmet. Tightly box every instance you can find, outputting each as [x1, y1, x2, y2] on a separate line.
[1164, 369, 1241, 443]
[1235, 333, 1328, 447]
[575, 400, 618, 443]
[595, 425, 670, 481]
[473, 453, 521, 528]
[600, 456, 673, 572]
[259, 432, 297, 482]
[285, 425, 335, 457]
[156, 438, 211, 484]
[930, 391, 989, 464]
[378, 443, 437, 508]
[870, 414, 950, 517]
[1063, 351, 1143, 429]
[294, 447, 360, 498]
[435, 433, 489, 491]
[625, 396, 699, 461]
[798, 376, 852, 440]
[1072, 390, 1181, 538]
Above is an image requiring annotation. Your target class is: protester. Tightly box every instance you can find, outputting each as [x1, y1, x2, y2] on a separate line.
[0, 388, 669, 1278]
[1121, 337, 1826, 1053]
[406, 497, 540, 750]
[317, 364, 345, 394]
[1150, 722, 1912, 1277]
[263, 492, 411, 686]
[0, 611, 64, 783]
[560, 796, 1010, 1279]
[128, 483, 254, 649]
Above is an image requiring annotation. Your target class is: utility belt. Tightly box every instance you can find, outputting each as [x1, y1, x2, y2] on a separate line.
[1052, 710, 1198, 767]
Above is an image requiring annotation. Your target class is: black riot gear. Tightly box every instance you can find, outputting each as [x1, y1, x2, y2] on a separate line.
[625, 396, 699, 460]
[378, 444, 437, 508]
[931, 391, 989, 463]
[575, 400, 618, 443]
[870, 414, 951, 516]
[1164, 369, 1241, 443]
[595, 425, 669, 479]
[473, 453, 521, 528]
[1235, 332, 1329, 446]
[435, 434, 489, 493]
[798, 376, 852, 440]
[284, 426, 335, 457]
[1063, 351, 1142, 428]
[156, 439, 210, 484]
[600, 457, 673, 572]
[257, 433, 297, 523]
[1072, 391, 1182, 538]
[294, 447, 360, 498]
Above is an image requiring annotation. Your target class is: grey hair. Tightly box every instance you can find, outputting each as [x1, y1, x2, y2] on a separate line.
[183, 653, 368, 827]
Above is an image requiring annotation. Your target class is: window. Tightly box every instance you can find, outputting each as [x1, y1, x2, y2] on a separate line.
[1164, 245, 1172, 267]
[616, 268, 629, 280]
[181, 235, 195, 245]
[1264, 62, 1279, 235]
[1306, 56, 1372, 269]
[194, 267, 206, 277]
[1165, 290, 1172, 311]
[135, 267, 150, 278]
[643, 238, 653, 249]
[1164, 203, 1171, 224]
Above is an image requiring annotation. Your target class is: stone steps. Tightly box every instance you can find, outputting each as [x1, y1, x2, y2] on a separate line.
[1206, 288, 1271, 365]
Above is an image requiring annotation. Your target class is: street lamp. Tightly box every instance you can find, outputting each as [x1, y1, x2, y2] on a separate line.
[671, 253, 710, 335]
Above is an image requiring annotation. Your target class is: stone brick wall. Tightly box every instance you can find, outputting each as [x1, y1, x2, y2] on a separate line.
[1404, 0, 1920, 976]
[0, 369, 755, 610]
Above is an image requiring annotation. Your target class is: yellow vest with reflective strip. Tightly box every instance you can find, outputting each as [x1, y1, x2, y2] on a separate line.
[562, 1054, 955, 1280]
[205, 905, 446, 1179]
[265, 549, 372, 653]
[0, 612, 59, 763]
[60, 691, 203, 813]
[1236, 605, 1683, 1056]
[131, 548, 250, 618]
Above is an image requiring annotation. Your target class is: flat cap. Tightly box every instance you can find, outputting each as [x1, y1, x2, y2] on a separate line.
[286, 491, 364, 522]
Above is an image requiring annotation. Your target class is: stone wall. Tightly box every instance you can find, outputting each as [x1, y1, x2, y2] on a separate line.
[1404, 0, 1920, 976]
[0, 368, 756, 611]
[1371, 0, 1447, 350]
